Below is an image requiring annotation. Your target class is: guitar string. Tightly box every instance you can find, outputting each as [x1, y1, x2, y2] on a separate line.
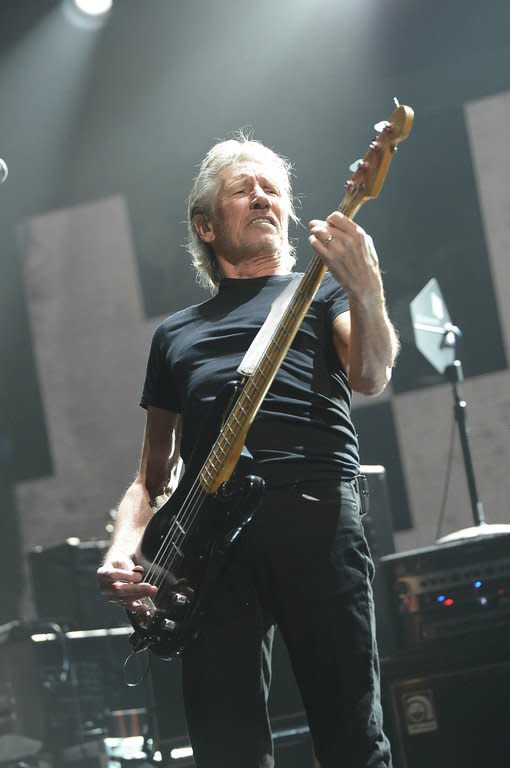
[144, 376, 258, 585]
[142, 480, 206, 586]
[141, 375, 265, 586]
[146, 412, 247, 582]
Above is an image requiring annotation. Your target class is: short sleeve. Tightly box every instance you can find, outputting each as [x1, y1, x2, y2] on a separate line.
[139, 323, 182, 413]
[322, 273, 350, 322]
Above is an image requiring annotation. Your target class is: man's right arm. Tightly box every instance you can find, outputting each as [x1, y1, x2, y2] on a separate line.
[97, 406, 182, 608]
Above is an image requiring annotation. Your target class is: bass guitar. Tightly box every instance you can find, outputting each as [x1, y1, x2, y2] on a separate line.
[127, 102, 414, 660]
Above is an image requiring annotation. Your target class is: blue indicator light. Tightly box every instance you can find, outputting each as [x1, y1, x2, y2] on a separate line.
[473, 580, 482, 589]
[436, 595, 446, 603]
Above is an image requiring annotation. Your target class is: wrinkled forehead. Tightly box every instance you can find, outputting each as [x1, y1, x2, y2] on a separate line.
[219, 161, 288, 194]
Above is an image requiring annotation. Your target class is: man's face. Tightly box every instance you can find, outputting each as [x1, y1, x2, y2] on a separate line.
[200, 162, 289, 265]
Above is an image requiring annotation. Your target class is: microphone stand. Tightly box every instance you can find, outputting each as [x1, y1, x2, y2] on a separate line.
[437, 328, 510, 542]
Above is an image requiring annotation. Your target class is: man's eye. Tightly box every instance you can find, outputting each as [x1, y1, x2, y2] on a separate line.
[264, 187, 279, 196]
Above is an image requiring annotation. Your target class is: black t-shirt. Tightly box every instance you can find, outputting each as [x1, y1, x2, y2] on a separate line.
[140, 272, 359, 480]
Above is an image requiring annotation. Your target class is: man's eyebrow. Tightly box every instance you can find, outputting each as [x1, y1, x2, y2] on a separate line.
[225, 174, 250, 187]
[225, 173, 281, 190]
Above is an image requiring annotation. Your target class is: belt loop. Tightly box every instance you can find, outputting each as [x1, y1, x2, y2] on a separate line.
[356, 473, 370, 516]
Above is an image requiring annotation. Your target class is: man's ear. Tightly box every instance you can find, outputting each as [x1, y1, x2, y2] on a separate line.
[194, 215, 215, 244]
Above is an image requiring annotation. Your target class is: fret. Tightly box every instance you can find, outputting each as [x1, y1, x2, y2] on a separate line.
[171, 542, 184, 558]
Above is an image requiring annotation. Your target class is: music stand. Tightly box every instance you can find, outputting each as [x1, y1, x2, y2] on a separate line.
[410, 278, 510, 542]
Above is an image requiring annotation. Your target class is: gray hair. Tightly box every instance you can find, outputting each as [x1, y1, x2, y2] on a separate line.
[186, 134, 298, 292]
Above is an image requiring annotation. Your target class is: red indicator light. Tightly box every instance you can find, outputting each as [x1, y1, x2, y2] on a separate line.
[497, 588, 505, 596]
[444, 598, 454, 607]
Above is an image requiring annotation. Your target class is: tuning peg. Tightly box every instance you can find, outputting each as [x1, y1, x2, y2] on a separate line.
[374, 120, 390, 133]
[349, 158, 364, 173]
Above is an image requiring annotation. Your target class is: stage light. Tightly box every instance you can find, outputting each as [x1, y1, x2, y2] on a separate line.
[73, 0, 113, 16]
[63, 0, 113, 28]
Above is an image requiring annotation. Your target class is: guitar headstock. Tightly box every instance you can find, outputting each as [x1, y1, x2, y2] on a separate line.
[341, 103, 414, 219]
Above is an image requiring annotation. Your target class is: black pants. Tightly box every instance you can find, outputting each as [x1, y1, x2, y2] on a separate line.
[181, 478, 393, 768]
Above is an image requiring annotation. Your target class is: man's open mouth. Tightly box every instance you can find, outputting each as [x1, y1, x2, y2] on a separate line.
[249, 217, 277, 227]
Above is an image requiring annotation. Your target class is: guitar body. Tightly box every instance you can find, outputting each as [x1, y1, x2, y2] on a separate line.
[128, 382, 265, 660]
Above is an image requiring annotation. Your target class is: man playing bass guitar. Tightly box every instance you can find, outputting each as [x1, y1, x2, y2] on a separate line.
[97, 134, 398, 768]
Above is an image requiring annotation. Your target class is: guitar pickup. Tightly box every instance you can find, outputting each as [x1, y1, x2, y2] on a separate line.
[163, 618, 177, 631]
[172, 592, 189, 606]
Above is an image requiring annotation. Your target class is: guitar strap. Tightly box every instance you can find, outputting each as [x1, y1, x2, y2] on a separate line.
[236, 273, 302, 376]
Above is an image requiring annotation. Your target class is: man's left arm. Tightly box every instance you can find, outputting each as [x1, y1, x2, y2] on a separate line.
[309, 211, 400, 396]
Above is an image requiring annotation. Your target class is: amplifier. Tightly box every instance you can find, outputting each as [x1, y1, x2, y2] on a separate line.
[28, 538, 125, 629]
[0, 625, 146, 752]
[381, 631, 510, 768]
[380, 532, 510, 650]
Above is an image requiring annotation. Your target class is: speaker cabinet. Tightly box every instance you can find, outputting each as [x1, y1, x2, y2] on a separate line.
[382, 635, 510, 768]
[0, 626, 145, 751]
[28, 539, 125, 629]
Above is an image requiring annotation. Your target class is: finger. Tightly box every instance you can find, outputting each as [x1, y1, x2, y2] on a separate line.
[103, 581, 158, 603]
[309, 232, 339, 258]
[308, 218, 327, 230]
[97, 566, 144, 584]
[127, 600, 156, 614]
[308, 221, 335, 242]
[309, 232, 327, 250]
[326, 211, 363, 236]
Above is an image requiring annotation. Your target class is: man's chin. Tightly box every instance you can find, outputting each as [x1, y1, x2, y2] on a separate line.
[246, 232, 282, 251]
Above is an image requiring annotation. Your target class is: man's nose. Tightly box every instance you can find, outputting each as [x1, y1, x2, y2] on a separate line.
[250, 185, 270, 208]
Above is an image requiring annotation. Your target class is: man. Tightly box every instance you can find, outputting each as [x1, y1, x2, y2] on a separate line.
[97, 135, 398, 767]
